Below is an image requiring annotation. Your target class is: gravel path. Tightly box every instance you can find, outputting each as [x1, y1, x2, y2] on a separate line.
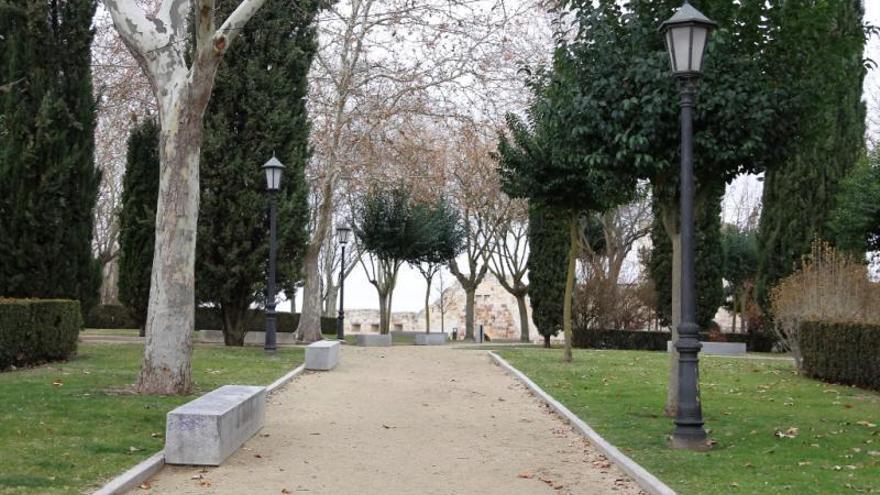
[136, 346, 644, 495]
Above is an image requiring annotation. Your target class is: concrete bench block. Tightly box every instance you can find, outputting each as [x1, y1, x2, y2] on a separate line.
[667, 341, 747, 356]
[415, 333, 447, 345]
[165, 385, 266, 466]
[305, 340, 341, 371]
[356, 334, 392, 347]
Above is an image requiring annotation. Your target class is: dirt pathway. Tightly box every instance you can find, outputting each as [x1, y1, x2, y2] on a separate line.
[137, 346, 644, 495]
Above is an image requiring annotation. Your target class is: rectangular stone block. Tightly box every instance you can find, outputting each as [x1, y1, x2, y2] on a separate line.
[305, 339, 341, 371]
[415, 333, 447, 346]
[666, 341, 747, 356]
[165, 385, 266, 466]
[356, 333, 392, 347]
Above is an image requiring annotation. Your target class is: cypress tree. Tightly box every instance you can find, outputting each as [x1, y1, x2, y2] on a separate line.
[118, 119, 160, 333]
[196, 0, 318, 345]
[526, 202, 569, 348]
[0, 0, 101, 311]
[648, 188, 724, 331]
[757, 0, 867, 305]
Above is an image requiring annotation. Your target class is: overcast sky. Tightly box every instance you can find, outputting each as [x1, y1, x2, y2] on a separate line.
[284, 2, 880, 314]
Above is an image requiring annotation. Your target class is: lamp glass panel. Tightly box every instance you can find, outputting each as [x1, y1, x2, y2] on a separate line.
[665, 30, 677, 72]
[338, 227, 351, 244]
[265, 167, 282, 190]
[671, 25, 692, 72]
[689, 26, 708, 72]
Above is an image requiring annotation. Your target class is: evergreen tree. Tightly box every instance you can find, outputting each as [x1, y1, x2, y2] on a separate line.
[757, 0, 867, 305]
[0, 0, 100, 310]
[525, 202, 568, 348]
[829, 150, 880, 254]
[118, 119, 160, 333]
[648, 190, 725, 330]
[196, 0, 319, 345]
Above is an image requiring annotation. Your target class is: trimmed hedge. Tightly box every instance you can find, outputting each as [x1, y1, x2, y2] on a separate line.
[572, 327, 777, 352]
[799, 321, 880, 391]
[0, 298, 82, 370]
[85, 305, 337, 334]
[85, 304, 140, 329]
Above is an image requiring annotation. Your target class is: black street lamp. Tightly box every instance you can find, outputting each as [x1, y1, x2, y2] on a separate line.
[336, 224, 352, 341]
[262, 155, 284, 354]
[661, 1, 716, 451]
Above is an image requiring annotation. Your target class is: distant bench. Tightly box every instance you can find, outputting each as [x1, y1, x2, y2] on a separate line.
[666, 341, 747, 356]
[165, 385, 266, 466]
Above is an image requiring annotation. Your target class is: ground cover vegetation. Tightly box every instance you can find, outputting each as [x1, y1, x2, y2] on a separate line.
[0, 343, 303, 495]
[500, 348, 880, 495]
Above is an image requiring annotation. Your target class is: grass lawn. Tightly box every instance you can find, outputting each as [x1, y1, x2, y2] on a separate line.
[0, 342, 303, 495]
[497, 348, 880, 495]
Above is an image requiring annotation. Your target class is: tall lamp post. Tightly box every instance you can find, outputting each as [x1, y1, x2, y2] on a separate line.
[262, 155, 284, 354]
[336, 225, 352, 341]
[661, 1, 716, 451]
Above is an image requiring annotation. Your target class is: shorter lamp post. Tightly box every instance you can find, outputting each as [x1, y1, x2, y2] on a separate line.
[661, 1, 716, 451]
[262, 155, 284, 354]
[336, 225, 352, 341]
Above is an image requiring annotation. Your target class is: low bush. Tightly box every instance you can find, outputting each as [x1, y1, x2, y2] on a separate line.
[573, 327, 776, 352]
[572, 328, 671, 351]
[85, 304, 140, 329]
[799, 321, 880, 391]
[0, 298, 82, 370]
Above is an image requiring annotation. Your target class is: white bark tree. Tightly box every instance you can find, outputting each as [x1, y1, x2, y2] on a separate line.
[104, 0, 270, 394]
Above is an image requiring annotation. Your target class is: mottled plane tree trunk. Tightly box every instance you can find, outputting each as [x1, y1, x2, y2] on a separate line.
[103, 0, 269, 394]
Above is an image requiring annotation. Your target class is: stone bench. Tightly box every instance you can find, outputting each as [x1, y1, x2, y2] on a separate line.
[415, 333, 447, 346]
[356, 334, 392, 347]
[666, 341, 747, 356]
[305, 340, 341, 371]
[165, 385, 266, 466]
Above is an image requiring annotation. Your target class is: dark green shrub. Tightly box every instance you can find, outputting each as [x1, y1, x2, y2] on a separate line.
[0, 298, 82, 370]
[85, 304, 139, 329]
[320, 317, 337, 335]
[572, 328, 671, 351]
[194, 307, 301, 333]
[799, 321, 880, 391]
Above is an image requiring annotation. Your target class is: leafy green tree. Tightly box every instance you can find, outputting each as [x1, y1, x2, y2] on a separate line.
[118, 119, 160, 334]
[0, 0, 101, 311]
[720, 223, 758, 333]
[525, 202, 568, 348]
[757, 0, 867, 306]
[195, 0, 319, 346]
[829, 151, 880, 255]
[355, 187, 442, 334]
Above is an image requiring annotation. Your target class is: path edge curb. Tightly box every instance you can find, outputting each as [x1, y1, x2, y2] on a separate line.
[488, 351, 677, 495]
[92, 364, 306, 495]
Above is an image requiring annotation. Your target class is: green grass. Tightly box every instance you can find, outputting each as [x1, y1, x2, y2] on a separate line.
[0, 343, 303, 495]
[497, 348, 880, 495]
[81, 328, 140, 336]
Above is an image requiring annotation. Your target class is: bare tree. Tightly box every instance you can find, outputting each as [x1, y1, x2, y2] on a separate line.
[104, 0, 272, 394]
[320, 230, 360, 318]
[296, 0, 551, 342]
[434, 269, 453, 334]
[488, 198, 530, 342]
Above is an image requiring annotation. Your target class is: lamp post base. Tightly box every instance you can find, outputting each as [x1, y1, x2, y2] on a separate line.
[670, 427, 710, 451]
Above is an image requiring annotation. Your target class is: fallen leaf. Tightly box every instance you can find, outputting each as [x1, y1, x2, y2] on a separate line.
[517, 471, 534, 479]
[255, 454, 263, 459]
[139, 481, 152, 490]
[856, 420, 877, 428]
[281, 490, 291, 494]
[52, 379, 63, 387]
[129, 446, 142, 452]
[730, 482, 740, 488]
[150, 432, 162, 438]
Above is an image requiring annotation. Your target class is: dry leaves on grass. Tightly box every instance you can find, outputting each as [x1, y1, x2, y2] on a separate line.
[774, 427, 799, 439]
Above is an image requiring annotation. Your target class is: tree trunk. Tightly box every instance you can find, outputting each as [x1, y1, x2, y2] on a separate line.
[563, 218, 577, 363]
[100, 257, 120, 304]
[424, 279, 431, 333]
[464, 287, 475, 340]
[664, 230, 682, 417]
[296, 245, 324, 343]
[137, 99, 203, 394]
[221, 302, 248, 346]
[516, 292, 529, 342]
[323, 283, 339, 318]
[731, 292, 738, 334]
[543, 334, 550, 348]
[378, 291, 389, 335]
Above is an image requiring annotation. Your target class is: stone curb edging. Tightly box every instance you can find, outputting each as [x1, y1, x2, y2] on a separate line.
[91, 364, 306, 495]
[488, 351, 677, 495]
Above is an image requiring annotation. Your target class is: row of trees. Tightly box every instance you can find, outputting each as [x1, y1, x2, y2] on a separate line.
[498, 0, 868, 418]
